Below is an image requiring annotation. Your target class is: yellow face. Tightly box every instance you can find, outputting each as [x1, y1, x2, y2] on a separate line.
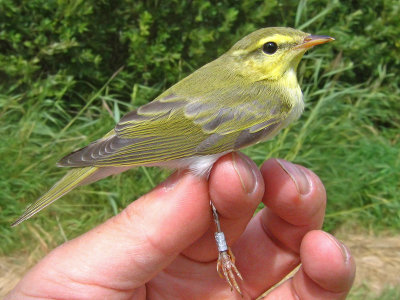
[228, 27, 332, 82]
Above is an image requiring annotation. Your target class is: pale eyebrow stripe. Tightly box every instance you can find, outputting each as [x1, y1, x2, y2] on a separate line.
[253, 39, 295, 53]
[231, 36, 295, 56]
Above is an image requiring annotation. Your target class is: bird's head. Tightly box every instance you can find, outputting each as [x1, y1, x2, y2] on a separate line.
[228, 27, 334, 83]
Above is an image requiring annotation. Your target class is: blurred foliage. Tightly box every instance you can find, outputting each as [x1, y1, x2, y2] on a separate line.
[0, 0, 399, 260]
[1, 0, 399, 99]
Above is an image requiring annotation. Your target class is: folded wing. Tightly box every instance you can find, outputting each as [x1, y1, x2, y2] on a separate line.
[58, 82, 291, 168]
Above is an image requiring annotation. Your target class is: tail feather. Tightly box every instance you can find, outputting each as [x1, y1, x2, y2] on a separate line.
[12, 167, 98, 227]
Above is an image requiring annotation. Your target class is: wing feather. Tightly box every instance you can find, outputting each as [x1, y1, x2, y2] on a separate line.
[58, 72, 294, 168]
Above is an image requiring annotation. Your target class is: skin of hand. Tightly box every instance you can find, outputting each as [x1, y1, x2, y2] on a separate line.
[6, 154, 355, 300]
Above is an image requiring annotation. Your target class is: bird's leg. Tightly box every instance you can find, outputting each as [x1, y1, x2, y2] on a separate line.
[211, 201, 243, 294]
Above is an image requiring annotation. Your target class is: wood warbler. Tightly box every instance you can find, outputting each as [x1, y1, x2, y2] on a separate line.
[13, 27, 334, 294]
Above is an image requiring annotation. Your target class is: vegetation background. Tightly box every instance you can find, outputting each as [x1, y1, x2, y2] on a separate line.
[1, 0, 399, 298]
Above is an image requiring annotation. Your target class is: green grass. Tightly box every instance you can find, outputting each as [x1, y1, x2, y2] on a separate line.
[0, 74, 171, 255]
[1, 45, 399, 256]
[349, 286, 400, 300]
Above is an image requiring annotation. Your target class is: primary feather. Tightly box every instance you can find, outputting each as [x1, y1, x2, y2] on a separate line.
[13, 27, 331, 226]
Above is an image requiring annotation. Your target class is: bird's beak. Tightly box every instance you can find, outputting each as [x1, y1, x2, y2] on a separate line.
[296, 35, 335, 49]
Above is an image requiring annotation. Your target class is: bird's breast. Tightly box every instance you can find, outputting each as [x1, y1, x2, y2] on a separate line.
[285, 85, 304, 124]
[280, 68, 304, 126]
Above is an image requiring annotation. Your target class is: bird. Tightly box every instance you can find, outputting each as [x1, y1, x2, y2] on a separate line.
[12, 27, 334, 294]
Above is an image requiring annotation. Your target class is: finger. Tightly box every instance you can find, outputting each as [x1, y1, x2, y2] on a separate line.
[261, 159, 326, 252]
[265, 230, 356, 300]
[232, 159, 327, 297]
[11, 172, 211, 299]
[182, 152, 265, 261]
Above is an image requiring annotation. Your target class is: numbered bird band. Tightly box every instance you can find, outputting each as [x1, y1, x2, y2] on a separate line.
[215, 232, 228, 252]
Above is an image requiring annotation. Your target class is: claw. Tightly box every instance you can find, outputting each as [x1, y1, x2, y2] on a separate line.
[212, 202, 243, 295]
[216, 247, 243, 294]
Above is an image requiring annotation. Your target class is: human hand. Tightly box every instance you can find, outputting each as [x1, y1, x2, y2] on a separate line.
[7, 154, 355, 299]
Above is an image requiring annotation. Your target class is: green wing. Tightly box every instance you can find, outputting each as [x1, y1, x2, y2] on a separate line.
[58, 82, 292, 168]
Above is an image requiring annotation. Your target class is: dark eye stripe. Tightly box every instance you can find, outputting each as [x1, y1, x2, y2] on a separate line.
[278, 43, 292, 49]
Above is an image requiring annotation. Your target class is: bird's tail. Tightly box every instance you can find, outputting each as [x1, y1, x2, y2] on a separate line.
[12, 166, 99, 226]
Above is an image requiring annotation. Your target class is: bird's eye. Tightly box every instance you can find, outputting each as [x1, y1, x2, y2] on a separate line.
[262, 42, 278, 54]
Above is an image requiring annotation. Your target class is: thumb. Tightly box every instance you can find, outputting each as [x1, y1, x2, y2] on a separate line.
[11, 172, 211, 299]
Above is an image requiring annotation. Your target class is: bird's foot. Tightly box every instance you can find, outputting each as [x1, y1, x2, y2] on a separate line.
[217, 247, 243, 294]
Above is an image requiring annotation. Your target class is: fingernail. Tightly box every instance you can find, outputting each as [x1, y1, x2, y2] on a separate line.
[232, 152, 258, 194]
[161, 171, 181, 191]
[324, 232, 351, 263]
[276, 159, 311, 195]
